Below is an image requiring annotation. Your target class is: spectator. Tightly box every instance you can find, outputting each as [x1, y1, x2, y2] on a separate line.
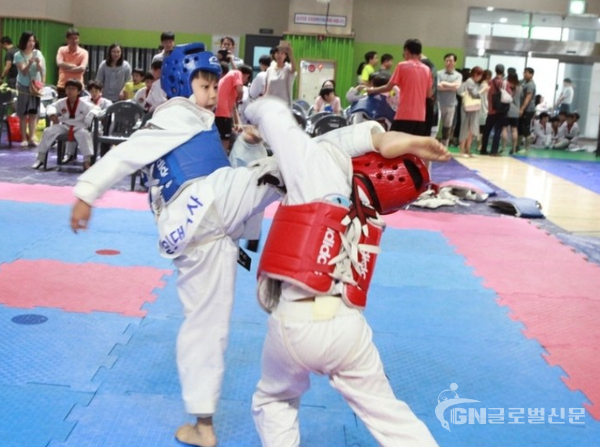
[31, 79, 96, 170]
[358, 51, 378, 85]
[480, 64, 511, 156]
[152, 31, 175, 64]
[476, 69, 492, 153]
[518, 67, 536, 150]
[501, 72, 521, 155]
[457, 66, 483, 158]
[146, 59, 167, 111]
[555, 78, 574, 114]
[133, 71, 155, 112]
[248, 54, 271, 100]
[379, 53, 394, 75]
[1, 36, 19, 89]
[530, 112, 552, 148]
[120, 67, 146, 100]
[95, 43, 132, 102]
[83, 80, 112, 110]
[215, 64, 253, 151]
[366, 39, 432, 136]
[420, 53, 438, 138]
[313, 79, 341, 114]
[264, 42, 296, 106]
[551, 113, 579, 150]
[14, 31, 46, 147]
[217, 36, 244, 70]
[437, 53, 462, 147]
[56, 28, 89, 98]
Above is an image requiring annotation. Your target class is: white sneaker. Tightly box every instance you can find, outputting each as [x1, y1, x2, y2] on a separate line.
[31, 160, 45, 170]
[61, 154, 74, 164]
[20, 141, 29, 148]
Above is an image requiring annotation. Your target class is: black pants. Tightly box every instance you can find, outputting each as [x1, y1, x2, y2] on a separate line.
[391, 120, 427, 136]
[481, 113, 506, 155]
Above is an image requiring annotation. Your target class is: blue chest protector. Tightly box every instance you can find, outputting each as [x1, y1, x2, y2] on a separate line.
[148, 125, 230, 204]
[349, 95, 395, 123]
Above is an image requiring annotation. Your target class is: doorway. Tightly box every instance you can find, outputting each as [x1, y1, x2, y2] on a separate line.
[244, 34, 282, 79]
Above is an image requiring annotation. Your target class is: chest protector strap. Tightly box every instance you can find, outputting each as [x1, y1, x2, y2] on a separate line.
[147, 125, 230, 204]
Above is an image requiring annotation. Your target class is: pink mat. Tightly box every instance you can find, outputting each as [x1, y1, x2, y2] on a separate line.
[0, 182, 149, 210]
[0, 259, 171, 317]
[388, 210, 600, 420]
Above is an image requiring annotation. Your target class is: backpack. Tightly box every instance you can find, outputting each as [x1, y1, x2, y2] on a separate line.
[492, 80, 511, 114]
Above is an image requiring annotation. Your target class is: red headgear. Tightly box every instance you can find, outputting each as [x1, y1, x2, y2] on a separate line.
[351, 152, 430, 215]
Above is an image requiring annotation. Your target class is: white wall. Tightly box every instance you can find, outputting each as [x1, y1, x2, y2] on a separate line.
[0, 0, 74, 23]
[586, 63, 600, 139]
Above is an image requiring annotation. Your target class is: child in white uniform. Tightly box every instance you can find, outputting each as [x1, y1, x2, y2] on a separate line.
[32, 79, 97, 170]
[245, 97, 450, 447]
[70, 46, 285, 447]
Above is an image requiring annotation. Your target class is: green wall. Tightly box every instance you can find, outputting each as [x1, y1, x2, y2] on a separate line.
[78, 27, 213, 51]
[1, 18, 72, 85]
[353, 41, 465, 78]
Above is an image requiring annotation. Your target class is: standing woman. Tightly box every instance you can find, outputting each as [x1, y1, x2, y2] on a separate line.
[457, 66, 483, 157]
[13, 31, 45, 147]
[502, 72, 521, 154]
[264, 42, 296, 106]
[476, 69, 492, 153]
[95, 43, 131, 102]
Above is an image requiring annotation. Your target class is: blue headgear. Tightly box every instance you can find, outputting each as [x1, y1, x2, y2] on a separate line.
[161, 43, 222, 99]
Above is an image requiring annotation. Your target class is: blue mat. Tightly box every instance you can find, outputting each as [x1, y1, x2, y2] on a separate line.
[517, 158, 600, 195]
[0, 305, 138, 392]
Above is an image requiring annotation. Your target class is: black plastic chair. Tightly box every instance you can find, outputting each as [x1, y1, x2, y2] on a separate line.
[311, 114, 347, 137]
[304, 111, 330, 135]
[129, 110, 154, 191]
[292, 109, 307, 130]
[93, 100, 145, 162]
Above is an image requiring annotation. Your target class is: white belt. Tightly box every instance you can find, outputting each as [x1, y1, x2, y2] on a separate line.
[274, 295, 358, 321]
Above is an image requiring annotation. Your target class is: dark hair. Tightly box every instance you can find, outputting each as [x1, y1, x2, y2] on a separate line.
[160, 31, 175, 42]
[143, 71, 155, 81]
[572, 112, 580, 121]
[381, 53, 393, 64]
[66, 28, 80, 38]
[220, 36, 235, 47]
[258, 55, 272, 67]
[191, 69, 220, 84]
[356, 62, 366, 76]
[105, 43, 124, 67]
[321, 79, 336, 90]
[550, 116, 560, 123]
[539, 112, 550, 120]
[443, 53, 457, 62]
[507, 72, 519, 87]
[65, 79, 83, 91]
[319, 87, 334, 99]
[364, 51, 377, 63]
[403, 39, 422, 55]
[524, 67, 534, 75]
[0, 36, 12, 45]
[507, 67, 517, 76]
[371, 72, 391, 87]
[220, 61, 230, 76]
[132, 67, 145, 77]
[563, 78, 572, 83]
[534, 94, 542, 105]
[150, 60, 162, 71]
[566, 113, 575, 120]
[470, 66, 483, 78]
[18, 31, 35, 51]
[238, 64, 253, 79]
[483, 69, 492, 81]
[87, 80, 103, 91]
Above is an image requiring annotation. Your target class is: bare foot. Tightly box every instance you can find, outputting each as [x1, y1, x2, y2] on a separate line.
[373, 131, 451, 162]
[175, 417, 217, 447]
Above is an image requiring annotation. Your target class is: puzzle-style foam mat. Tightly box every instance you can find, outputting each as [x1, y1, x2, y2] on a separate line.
[1, 183, 599, 446]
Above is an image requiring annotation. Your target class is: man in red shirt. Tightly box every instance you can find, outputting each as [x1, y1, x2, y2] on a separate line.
[214, 64, 252, 152]
[367, 39, 433, 136]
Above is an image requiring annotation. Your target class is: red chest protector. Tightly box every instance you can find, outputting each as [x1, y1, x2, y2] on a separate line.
[257, 200, 384, 311]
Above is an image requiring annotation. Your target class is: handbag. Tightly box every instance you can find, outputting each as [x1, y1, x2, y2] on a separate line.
[500, 80, 512, 104]
[463, 90, 481, 112]
[29, 79, 44, 97]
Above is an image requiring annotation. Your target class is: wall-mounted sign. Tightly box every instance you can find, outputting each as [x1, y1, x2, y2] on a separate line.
[294, 13, 347, 27]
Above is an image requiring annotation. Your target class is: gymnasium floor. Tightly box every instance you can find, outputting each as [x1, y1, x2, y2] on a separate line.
[1, 133, 600, 447]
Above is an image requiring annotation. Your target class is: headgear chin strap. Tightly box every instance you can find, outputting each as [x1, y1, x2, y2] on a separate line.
[352, 153, 430, 215]
[161, 43, 222, 99]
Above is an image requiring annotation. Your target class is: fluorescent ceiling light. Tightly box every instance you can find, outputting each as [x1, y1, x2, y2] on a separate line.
[499, 17, 508, 23]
